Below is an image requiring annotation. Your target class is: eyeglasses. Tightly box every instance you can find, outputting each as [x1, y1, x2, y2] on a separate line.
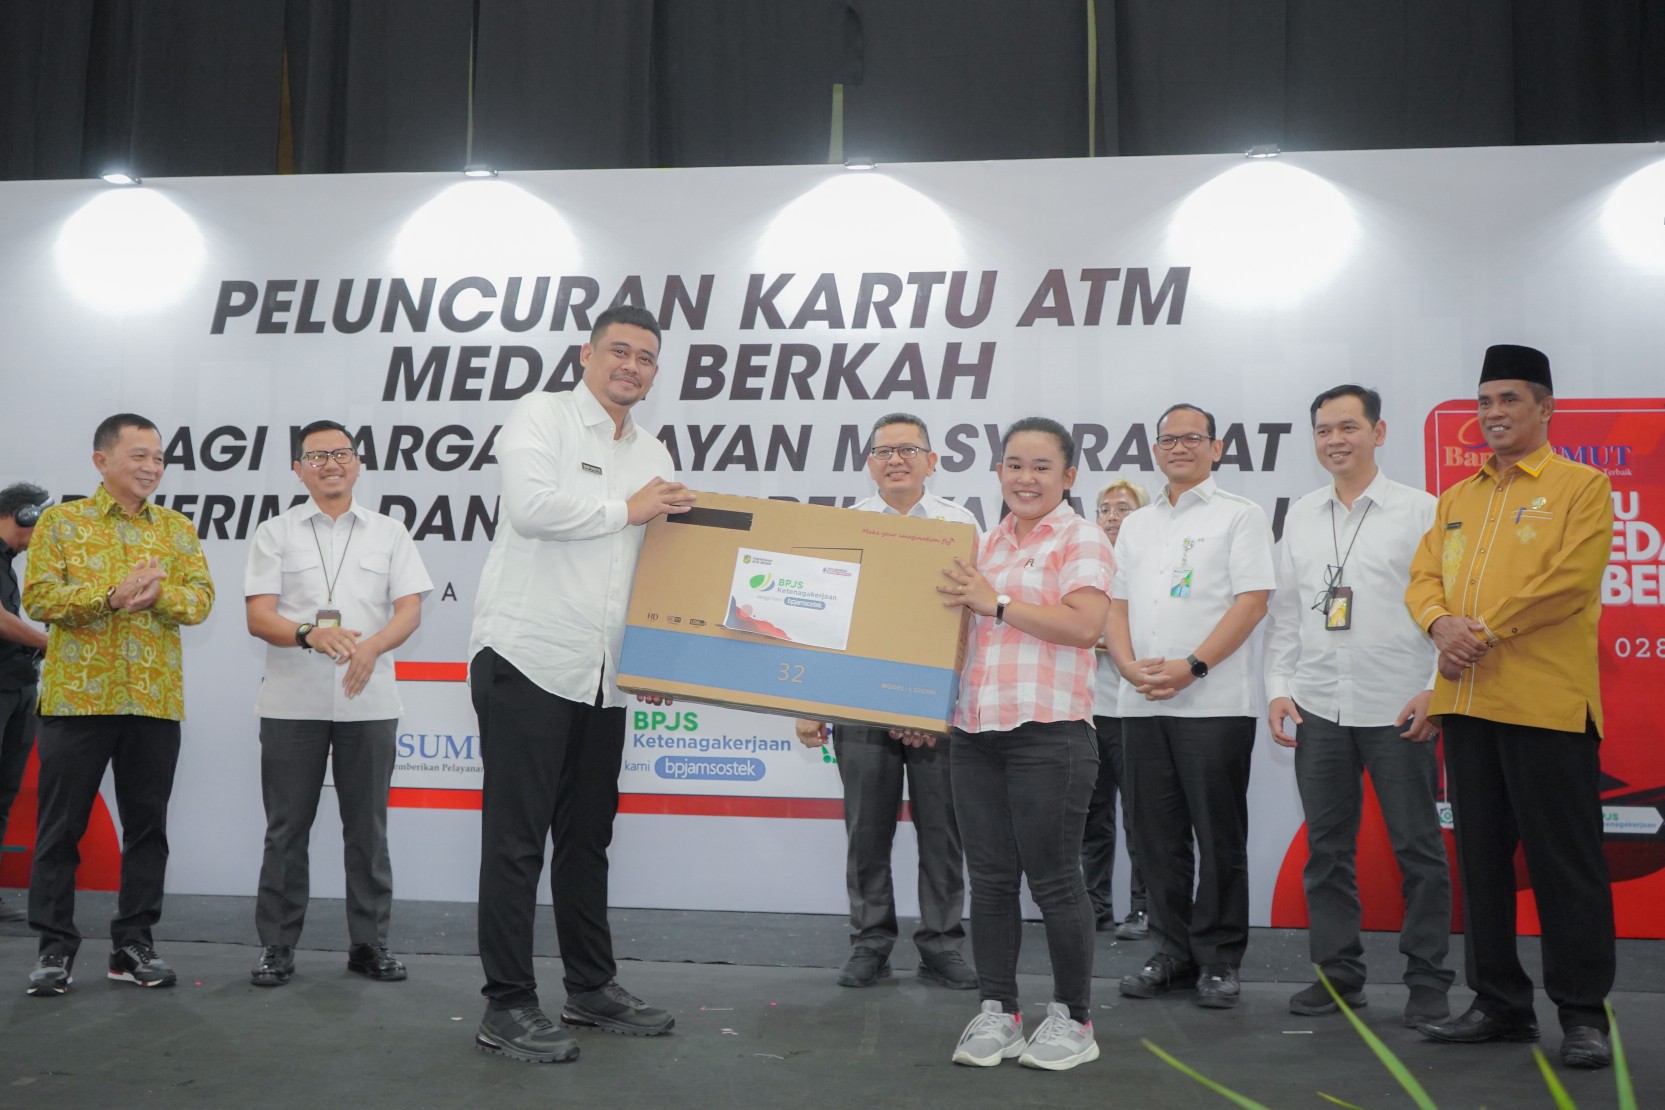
[869, 445, 927, 461]
[1310, 564, 1342, 614]
[1097, 504, 1138, 519]
[1154, 433, 1213, 451]
[301, 449, 359, 467]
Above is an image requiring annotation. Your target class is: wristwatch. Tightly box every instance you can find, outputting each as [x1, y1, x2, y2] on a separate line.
[295, 622, 315, 650]
[1187, 653, 1209, 678]
[995, 594, 1011, 623]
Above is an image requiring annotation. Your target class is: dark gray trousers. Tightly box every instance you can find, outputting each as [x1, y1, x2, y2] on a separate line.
[30, 714, 180, 958]
[1084, 714, 1146, 923]
[1292, 706, 1453, 991]
[255, 717, 398, 948]
[1123, 715, 1255, 969]
[832, 725, 965, 959]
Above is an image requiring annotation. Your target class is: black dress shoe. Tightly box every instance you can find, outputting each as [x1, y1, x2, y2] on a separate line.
[347, 943, 408, 981]
[251, 944, 295, 987]
[1417, 1007, 1539, 1044]
[1560, 1026, 1612, 1070]
[836, 947, 891, 988]
[1118, 954, 1199, 999]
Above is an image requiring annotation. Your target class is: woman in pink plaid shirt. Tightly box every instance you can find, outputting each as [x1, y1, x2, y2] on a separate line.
[936, 417, 1116, 1072]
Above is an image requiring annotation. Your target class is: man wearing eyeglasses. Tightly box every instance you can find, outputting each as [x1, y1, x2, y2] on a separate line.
[1106, 403, 1275, 1010]
[242, 420, 432, 988]
[1263, 386, 1452, 1028]
[795, 413, 979, 991]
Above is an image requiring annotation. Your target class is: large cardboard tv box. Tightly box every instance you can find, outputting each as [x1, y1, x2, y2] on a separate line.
[618, 492, 976, 732]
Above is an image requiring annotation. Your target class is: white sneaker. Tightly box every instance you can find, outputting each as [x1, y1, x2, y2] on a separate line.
[1019, 1001, 1100, 1071]
[951, 999, 1026, 1066]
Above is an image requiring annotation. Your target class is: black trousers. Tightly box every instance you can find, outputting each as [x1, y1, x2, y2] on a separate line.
[832, 725, 965, 959]
[29, 714, 181, 958]
[471, 648, 624, 1010]
[1442, 714, 1615, 1032]
[0, 684, 37, 848]
[1084, 714, 1146, 923]
[1123, 715, 1255, 969]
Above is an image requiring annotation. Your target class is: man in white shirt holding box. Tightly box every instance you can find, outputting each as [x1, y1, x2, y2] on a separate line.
[1107, 402, 1275, 1010]
[1264, 385, 1453, 1027]
[468, 304, 695, 1064]
[244, 419, 433, 987]
[794, 413, 979, 992]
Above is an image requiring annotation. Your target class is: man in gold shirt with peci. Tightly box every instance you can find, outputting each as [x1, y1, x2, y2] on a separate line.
[1404, 345, 1616, 1070]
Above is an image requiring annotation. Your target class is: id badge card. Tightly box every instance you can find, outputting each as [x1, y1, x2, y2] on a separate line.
[1169, 566, 1192, 599]
[1324, 587, 1353, 631]
[315, 609, 342, 628]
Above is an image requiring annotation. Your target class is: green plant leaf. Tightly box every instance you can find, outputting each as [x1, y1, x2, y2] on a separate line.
[1143, 1040, 1277, 1110]
[1317, 1094, 1370, 1109]
[1531, 1048, 1578, 1110]
[1608, 1002, 1635, 1110]
[1319, 970, 1439, 1110]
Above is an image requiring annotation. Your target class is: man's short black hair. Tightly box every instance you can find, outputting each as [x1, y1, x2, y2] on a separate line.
[1309, 385, 1382, 426]
[0, 481, 49, 522]
[93, 413, 159, 453]
[293, 420, 353, 462]
[590, 304, 662, 346]
[1002, 416, 1077, 469]
[1157, 403, 1216, 440]
[868, 412, 931, 452]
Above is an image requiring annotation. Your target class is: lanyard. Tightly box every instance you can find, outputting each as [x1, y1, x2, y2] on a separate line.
[1328, 499, 1372, 585]
[309, 515, 357, 607]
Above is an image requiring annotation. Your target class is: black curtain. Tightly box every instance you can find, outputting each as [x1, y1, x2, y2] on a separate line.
[4, 0, 1664, 182]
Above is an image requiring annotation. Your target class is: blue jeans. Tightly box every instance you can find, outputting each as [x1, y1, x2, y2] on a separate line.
[951, 719, 1097, 1022]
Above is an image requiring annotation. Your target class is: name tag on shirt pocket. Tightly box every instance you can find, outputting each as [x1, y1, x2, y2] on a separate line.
[581, 462, 603, 475]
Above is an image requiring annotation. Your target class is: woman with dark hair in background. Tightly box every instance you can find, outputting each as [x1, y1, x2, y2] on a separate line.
[936, 417, 1115, 1072]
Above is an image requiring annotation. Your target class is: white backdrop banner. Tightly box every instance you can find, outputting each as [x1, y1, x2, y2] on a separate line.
[2, 143, 1663, 927]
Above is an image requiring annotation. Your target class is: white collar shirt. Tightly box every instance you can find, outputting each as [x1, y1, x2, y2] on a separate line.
[1264, 469, 1437, 727]
[468, 385, 676, 707]
[244, 498, 433, 721]
[850, 488, 981, 531]
[1112, 477, 1276, 718]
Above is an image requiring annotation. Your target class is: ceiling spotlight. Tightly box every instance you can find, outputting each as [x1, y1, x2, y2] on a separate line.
[1244, 144, 1281, 160]
[100, 171, 142, 185]
[843, 157, 877, 171]
[463, 164, 498, 178]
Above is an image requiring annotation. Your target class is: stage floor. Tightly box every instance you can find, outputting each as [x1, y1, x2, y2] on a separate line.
[2, 891, 1658, 1109]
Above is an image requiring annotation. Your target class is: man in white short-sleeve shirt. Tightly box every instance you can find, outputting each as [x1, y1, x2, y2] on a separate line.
[794, 413, 979, 992]
[468, 304, 695, 1064]
[1264, 385, 1452, 1027]
[244, 419, 432, 988]
[1106, 402, 1275, 1010]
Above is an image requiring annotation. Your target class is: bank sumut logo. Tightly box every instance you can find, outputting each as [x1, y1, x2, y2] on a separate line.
[1453, 416, 1636, 468]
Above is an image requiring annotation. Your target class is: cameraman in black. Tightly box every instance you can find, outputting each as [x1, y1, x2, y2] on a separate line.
[0, 483, 51, 922]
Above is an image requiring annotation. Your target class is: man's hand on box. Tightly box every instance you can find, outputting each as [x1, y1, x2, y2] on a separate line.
[795, 719, 829, 747]
[627, 478, 697, 525]
[889, 728, 941, 748]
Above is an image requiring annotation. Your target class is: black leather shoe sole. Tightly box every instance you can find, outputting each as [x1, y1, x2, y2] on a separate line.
[251, 967, 292, 987]
[347, 959, 407, 982]
[475, 1030, 580, 1063]
[1419, 1021, 1539, 1044]
[1195, 988, 1240, 1010]
[1561, 1030, 1612, 1070]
